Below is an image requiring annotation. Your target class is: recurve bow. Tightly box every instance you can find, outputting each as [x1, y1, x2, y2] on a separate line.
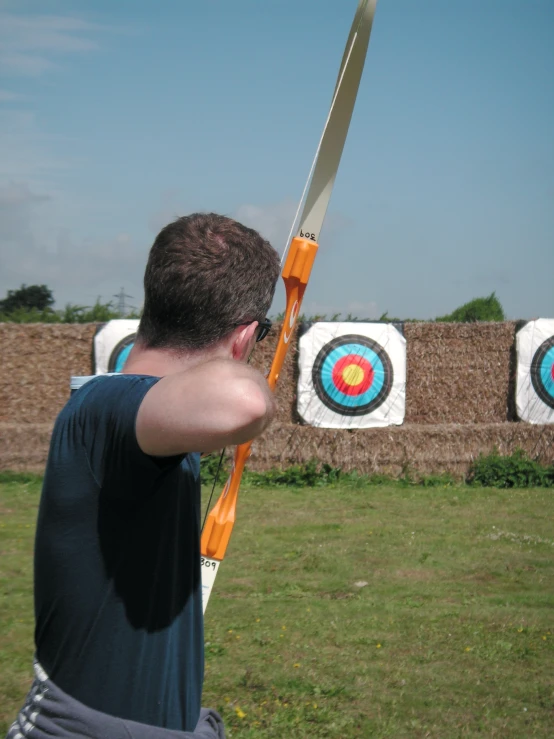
[201, 0, 378, 613]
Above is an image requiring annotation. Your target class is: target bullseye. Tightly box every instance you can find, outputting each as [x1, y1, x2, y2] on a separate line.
[312, 334, 393, 416]
[332, 354, 374, 396]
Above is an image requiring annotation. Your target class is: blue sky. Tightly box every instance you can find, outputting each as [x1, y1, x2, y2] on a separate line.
[1, 0, 552, 320]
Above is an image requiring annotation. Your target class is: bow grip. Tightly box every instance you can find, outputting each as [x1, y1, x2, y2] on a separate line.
[282, 237, 319, 285]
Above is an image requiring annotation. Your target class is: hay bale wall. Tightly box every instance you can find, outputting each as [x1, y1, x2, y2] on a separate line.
[0, 324, 96, 424]
[1, 322, 552, 476]
[403, 322, 516, 424]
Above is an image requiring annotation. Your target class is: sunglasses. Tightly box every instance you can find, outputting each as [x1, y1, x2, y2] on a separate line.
[256, 319, 272, 342]
[234, 318, 272, 343]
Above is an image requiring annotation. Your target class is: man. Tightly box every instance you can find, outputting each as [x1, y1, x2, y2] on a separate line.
[8, 213, 281, 738]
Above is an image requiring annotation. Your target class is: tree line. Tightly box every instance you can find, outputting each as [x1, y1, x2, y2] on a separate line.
[0, 285, 140, 323]
[0, 284, 505, 324]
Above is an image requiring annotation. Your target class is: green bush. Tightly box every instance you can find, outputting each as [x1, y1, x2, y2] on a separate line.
[436, 292, 505, 323]
[201, 457, 348, 488]
[0, 307, 61, 323]
[57, 300, 125, 323]
[6, 454, 554, 492]
[0, 295, 141, 324]
[467, 449, 554, 488]
[246, 460, 343, 487]
[0, 284, 54, 313]
[200, 457, 459, 489]
[200, 453, 230, 485]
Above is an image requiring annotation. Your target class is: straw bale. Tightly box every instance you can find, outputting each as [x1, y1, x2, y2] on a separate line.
[403, 322, 516, 424]
[4, 421, 552, 479]
[0, 321, 520, 427]
[0, 423, 54, 472]
[0, 323, 96, 424]
[1, 321, 551, 479]
[250, 421, 554, 479]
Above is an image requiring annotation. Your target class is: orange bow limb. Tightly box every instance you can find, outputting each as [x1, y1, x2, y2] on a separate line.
[200, 237, 318, 573]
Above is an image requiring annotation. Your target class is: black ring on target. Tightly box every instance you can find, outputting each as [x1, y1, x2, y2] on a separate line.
[530, 335, 554, 410]
[108, 333, 136, 373]
[312, 334, 393, 416]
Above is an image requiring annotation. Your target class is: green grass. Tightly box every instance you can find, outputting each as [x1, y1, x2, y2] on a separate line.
[0, 472, 42, 730]
[1, 473, 553, 737]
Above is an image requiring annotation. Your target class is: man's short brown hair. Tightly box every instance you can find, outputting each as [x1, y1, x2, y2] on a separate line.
[137, 213, 280, 351]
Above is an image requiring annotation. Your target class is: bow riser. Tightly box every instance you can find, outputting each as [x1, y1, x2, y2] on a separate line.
[268, 237, 319, 390]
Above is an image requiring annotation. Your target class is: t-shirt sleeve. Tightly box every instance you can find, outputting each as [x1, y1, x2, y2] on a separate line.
[75, 374, 182, 493]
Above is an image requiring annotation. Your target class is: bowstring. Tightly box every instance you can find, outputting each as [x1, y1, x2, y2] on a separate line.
[201, 448, 226, 533]
[280, 27, 359, 267]
[201, 341, 258, 532]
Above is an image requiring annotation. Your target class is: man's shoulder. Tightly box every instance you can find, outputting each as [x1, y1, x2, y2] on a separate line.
[73, 373, 160, 410]
[51, 374, 185, 485]
[54, 374, 161, 444]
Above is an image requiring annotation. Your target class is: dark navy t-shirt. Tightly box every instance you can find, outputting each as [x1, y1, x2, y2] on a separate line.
[34, 374, 204, 731]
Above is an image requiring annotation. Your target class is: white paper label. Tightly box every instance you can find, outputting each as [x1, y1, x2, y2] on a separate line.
[201, 556, 220, 614]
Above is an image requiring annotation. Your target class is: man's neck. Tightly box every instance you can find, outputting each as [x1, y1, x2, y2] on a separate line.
[123, 343, 217, 378]
[122, 324, 254, 377]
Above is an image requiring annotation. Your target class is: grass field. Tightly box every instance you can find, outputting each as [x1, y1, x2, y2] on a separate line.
[1, 472, 553, 737]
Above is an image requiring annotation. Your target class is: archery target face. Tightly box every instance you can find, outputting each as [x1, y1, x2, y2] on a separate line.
[516, 319, 554, 424]
[108, 334, 136, 373]
[94, 319, 140, 375]
[530, 337, 554, 410]
[298, 322, 406, 428]
[312, 334, 393, 416]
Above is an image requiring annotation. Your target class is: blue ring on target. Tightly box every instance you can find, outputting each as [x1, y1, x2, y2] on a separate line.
[108, 334, 136, 373]
[530, 336, 554, 410]
[312, 334, 393, 416]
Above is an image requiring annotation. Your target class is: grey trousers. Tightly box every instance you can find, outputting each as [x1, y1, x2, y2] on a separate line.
[6, 661, 225, 739]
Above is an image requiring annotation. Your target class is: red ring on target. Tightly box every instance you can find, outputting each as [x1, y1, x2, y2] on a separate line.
[331, 354, 374, 396]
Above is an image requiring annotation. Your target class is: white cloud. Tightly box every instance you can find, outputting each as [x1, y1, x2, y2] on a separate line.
[234, 199, 350, 256]
[0, 110, 68, 183]
[0, 180, 48, 208]
[0, 10, 137, 308]
[0, 12, 102, 76]
[147, 189, 188, 235]
[0, 194, 147, 307]
[0, 116, 146, 308]
[0, 181, 49, 253]
[233, 200, 369, 317]
[0, 88, 22, 101]
[234, 200, 297, 256]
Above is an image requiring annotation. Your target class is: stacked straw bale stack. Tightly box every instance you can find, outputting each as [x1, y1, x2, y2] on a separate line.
[0, 322, 552, 477]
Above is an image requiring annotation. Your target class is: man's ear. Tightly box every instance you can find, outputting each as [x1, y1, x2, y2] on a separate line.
[232, 322, 258, 361]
